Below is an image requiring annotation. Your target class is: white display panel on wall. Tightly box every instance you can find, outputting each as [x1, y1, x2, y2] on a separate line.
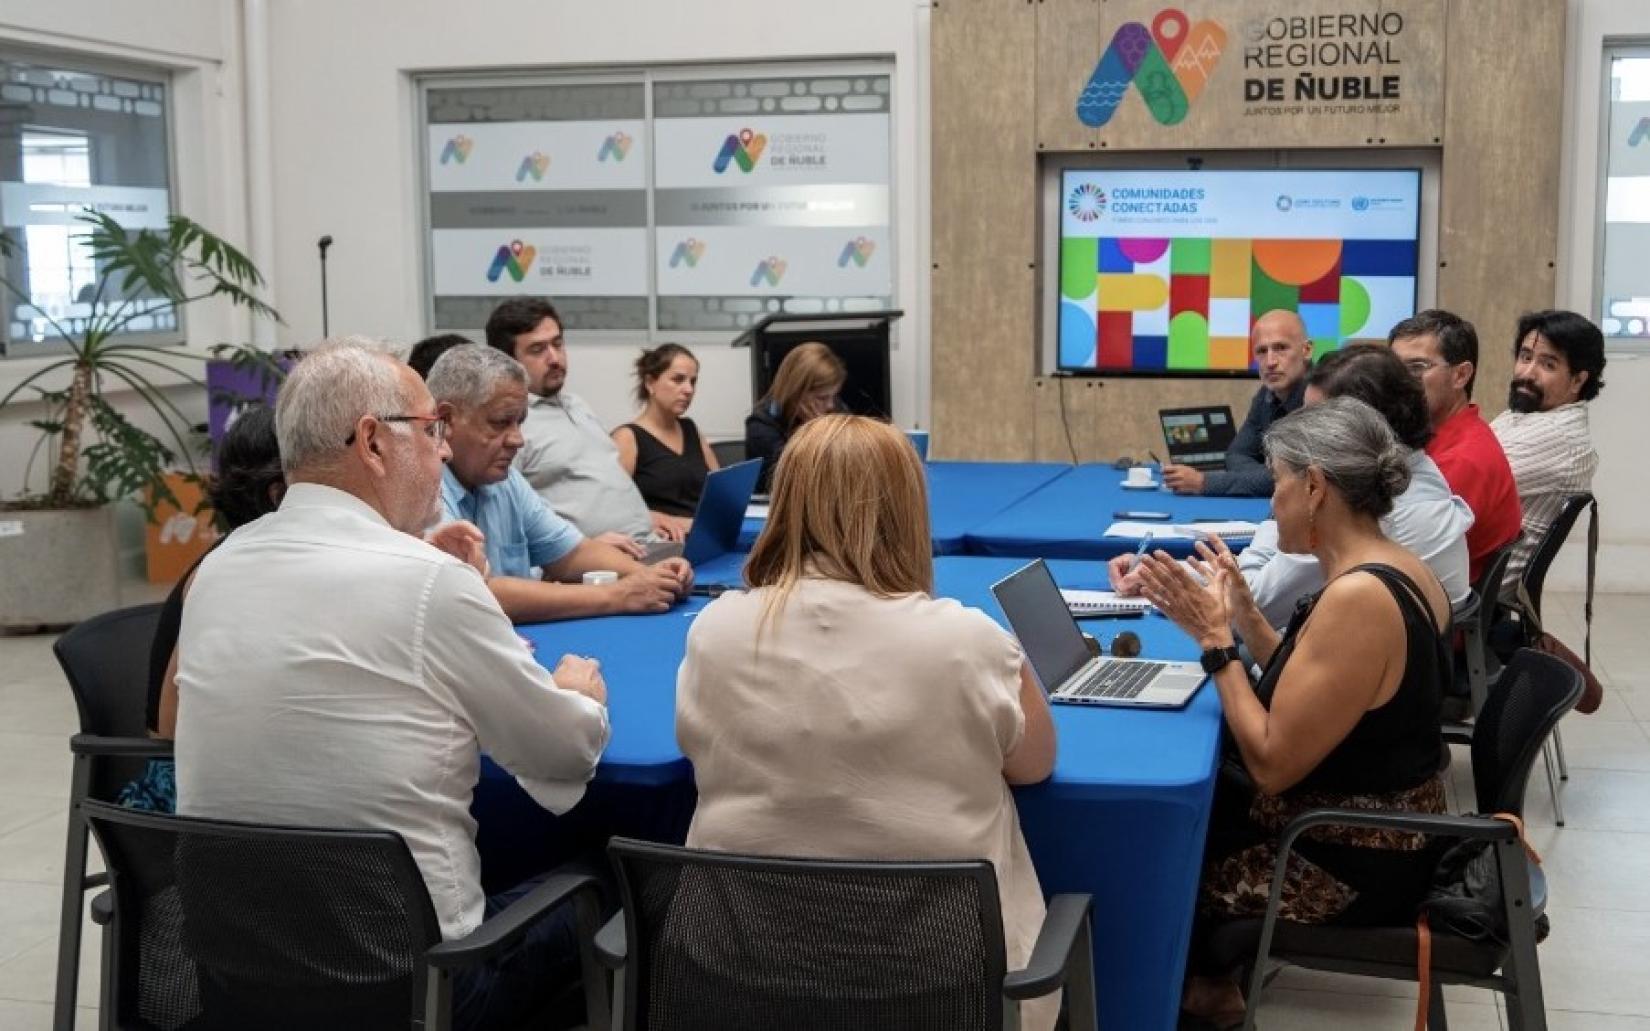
[419, 65, 895, 338]
[1600, 47, 1650, 351]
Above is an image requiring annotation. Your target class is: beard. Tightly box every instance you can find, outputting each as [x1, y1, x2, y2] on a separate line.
[1507, 380, 1543, 413]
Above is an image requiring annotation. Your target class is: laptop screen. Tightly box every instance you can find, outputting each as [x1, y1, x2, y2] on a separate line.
[1160, 406, 1236, 469]
[682, 459, 763, 566]
[991, 560, 1092, 691]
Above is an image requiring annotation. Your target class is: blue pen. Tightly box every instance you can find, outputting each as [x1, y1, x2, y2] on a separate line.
[1130, 531, 1155, 571]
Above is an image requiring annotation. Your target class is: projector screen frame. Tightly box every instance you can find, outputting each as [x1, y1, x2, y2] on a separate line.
[1038, 149, 1441, 380]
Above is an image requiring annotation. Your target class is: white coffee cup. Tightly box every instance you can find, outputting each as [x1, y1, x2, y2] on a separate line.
[1126, 465, 1155, 486]
[582, 570, 619, 585]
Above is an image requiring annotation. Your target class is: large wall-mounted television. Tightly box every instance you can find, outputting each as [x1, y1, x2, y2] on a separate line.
[1057, 168, 1421, 376]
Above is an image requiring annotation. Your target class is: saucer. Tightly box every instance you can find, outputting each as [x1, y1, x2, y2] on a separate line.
[1121, 480, 1160, 490]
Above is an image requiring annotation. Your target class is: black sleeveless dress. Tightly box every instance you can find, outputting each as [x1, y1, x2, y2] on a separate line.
[1198, 563, 1449, 930]
[624, 419, 709, 518]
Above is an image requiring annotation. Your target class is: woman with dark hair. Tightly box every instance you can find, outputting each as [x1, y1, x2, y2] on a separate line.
[123, 405, 287, 812]
[612, 343, 719, 540]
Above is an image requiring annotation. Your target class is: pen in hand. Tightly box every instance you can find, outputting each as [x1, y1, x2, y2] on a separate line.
[1130, 531, 1155, 571]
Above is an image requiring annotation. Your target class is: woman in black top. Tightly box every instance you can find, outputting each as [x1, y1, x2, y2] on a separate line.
[744, 341, 846, 493]
[1135, 397, 1450, 1029]
[613, 344, 720, 539]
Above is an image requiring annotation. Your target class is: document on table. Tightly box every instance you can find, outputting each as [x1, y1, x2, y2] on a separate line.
[1103, 520, 1261, 539]
[1060, 589, 1153, 616]
[744, 503, 770, 520]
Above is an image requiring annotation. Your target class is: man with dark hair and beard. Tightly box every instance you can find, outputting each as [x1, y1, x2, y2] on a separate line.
[1490, 309, 1606, 592]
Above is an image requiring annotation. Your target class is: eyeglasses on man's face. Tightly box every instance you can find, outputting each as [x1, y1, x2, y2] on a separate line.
[344, 412, 450, 447]
[1402, 358, 1446, 376]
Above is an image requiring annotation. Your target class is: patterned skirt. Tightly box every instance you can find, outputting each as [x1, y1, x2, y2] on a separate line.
[1199, 773, 1447, 925]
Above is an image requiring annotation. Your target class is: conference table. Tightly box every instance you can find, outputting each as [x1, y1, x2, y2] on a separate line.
[736, 459, 1072, 554]
[965, 462, 1274, 560]
[477, 551, 1224, 1031]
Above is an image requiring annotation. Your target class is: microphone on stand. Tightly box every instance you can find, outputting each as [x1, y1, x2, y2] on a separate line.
[317, 235, 334, 338]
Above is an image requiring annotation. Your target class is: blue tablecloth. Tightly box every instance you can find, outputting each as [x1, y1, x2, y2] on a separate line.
[737, 460, 1072, 554]
[481, 553, 1221, 1031]
[965, 462, 1274, 560]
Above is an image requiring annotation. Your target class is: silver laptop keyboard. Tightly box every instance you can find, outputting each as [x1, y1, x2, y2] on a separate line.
[1067, 659, 1169, 700]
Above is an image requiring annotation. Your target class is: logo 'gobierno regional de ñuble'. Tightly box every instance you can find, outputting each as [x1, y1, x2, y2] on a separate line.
[1076, 7, 1227, 128]
[714, 128, 768, 174]
[487, 240, 536, 283]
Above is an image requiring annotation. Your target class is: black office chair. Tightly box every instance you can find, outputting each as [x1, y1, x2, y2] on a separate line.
[596, 838, 1097, 1030]
[709, 439, 747, 467]
[1502, 493, 1597, 825]
[80, 800, 608, 1031]
[50, 603, 170, 1031]
[1213, 649, 1583, 1031]
[1444, 541, 1519, 727]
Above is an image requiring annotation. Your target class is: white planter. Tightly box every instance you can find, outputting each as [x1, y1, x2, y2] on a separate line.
[0, 506, 122, 629]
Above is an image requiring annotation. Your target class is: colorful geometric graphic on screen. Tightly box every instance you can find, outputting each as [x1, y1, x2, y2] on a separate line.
[1068, 183, 1107, 222]
[486, 240, 537, 283]
[516, 152, 551, 182]
[599, 131, 633, 162]
[838, 237, 876, 268]
[1059, 236, 1416, 371]
[713, 129, 768, 174]
[440, 135, 474, 164]
[1076, 8, 1227, 128]
[750, 256, 787, 288]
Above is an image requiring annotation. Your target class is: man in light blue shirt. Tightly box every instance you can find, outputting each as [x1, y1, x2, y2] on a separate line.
[428, 345, 692, 623]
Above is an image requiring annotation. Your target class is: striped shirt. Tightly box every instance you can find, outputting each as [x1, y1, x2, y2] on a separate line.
[1490, 402, 1598, 594]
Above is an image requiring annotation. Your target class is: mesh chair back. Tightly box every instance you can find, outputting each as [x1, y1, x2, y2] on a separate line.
[609, 838, 1007, 1031]
[1470, 650, 1585, 815]
[82, 800, 440, 1031]
[53, 603, 164, 798]
[710, 439, 747, 467]
[1517, 494, 1594, 620]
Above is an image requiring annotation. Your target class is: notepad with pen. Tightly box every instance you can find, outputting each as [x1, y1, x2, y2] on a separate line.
[1059, 589, 1153, 617]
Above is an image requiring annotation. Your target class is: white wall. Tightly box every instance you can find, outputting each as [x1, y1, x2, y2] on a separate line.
[258, 0, 933, 439]
[1553, 0, 1650, 591]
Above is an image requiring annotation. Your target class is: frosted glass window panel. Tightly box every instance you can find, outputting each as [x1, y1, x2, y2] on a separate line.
[1600, 50, 1650, 346]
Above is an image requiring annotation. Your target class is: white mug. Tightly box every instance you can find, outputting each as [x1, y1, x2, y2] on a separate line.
[1126, 465, 1155, 485]
[582, 570, 619, 585]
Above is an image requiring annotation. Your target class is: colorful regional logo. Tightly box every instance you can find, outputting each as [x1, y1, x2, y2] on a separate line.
[1076, 7, 1227, 128]
[440, 135, 474, 164]
[837, 237, 876, 268]
[486, 240, 537, 283]
[1631, 117, 1650, 148]
[713, 128, 768, 174]
[516, 152, 551, 182]
[1067, 183, 1106, 222]
[670, 238, 706, 268]
[749, 256, 787, 287]
[599, 131, 633, 162]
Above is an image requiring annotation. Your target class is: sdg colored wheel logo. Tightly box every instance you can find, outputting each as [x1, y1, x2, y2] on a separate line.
[1068, 183, 1107, 222]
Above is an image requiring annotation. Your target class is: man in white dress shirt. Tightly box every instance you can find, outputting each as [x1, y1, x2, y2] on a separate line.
[1490, 309, 1605, 593]
[174, 338, 611, 1029]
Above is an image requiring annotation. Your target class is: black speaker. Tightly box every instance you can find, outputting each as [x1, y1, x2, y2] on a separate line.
[734, 311, 902, 419]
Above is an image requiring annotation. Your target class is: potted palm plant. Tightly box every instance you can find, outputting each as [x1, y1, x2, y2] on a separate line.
[0, 211, 283, 627]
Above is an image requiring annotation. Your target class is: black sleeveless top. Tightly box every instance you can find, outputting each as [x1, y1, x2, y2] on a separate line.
[625, 418, 709, 518]
[1255, 563, 1447, 797]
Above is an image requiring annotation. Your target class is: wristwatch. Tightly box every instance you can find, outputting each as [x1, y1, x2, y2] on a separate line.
[1199, 644, 1243, 675]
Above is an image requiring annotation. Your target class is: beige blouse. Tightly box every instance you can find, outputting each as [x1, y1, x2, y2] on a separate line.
[677, 576, 1050, 1024]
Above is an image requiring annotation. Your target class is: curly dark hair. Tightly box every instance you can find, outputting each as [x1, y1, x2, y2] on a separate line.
[1306, 343, 1433, 451]
[208, 405, 284, 530]
[1514, 309, 1606, 402]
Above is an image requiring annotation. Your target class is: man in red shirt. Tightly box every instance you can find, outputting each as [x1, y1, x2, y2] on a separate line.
[1388, 310, 1522, 583]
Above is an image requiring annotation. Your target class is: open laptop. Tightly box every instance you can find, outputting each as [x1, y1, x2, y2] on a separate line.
[661, 458, 762, 566]
[991, 559, 1206, 708]
[1159, 406, 1236, 472]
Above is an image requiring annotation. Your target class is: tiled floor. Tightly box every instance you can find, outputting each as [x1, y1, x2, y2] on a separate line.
[2, 592, 1648, 1029]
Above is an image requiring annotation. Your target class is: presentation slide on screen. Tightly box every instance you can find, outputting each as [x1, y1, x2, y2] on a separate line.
[1058, 169, 1420, 374]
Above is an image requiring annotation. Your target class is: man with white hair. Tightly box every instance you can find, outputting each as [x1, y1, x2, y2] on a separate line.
[425, 344, 692, 622]
[174, 338, 611, 1028]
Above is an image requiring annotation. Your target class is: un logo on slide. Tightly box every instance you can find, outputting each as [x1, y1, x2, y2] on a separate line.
[1076, 8, 1226, 128]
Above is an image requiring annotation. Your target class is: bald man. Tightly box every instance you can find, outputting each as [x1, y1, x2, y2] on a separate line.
[1162, 310, 1313, 497]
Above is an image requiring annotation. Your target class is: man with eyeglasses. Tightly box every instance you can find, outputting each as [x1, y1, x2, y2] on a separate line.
[175, 338, 611, 1029]
[1388, 310, 1522, 583]
[426, 344, 692, 622]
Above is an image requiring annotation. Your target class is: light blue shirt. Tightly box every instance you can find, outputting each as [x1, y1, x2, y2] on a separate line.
[441, 466, 583, 579]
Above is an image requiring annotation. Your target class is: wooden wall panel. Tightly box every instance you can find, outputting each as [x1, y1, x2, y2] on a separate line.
[1436, 0, 1566, 419]
[1035, 0, 1100, 152]
[931, 0, 1039, 458]
[1032, 374, 1260, 463]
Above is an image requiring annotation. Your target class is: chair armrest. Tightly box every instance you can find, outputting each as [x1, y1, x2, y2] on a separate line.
[69, 733, 173, 759]
[1451, 593, 1481, 628]
[594, 911, 627, 970]
[425, 872, 600, 970]
[90, 890, 113, 926]
[1002, 893, 1092, 1001]
[1441, 721, 1474, 747]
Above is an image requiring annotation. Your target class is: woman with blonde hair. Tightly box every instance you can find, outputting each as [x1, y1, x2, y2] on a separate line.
[677, 414, 1058, 1029]
[743, 340, 846, 492]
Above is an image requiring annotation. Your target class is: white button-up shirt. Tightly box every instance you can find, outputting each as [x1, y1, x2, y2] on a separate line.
[1491, 402, 1599, 594]
[174, 483, 610, 940]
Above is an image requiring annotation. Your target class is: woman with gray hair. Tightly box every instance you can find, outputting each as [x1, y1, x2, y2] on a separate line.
[1135, 397, 1451, 1028]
